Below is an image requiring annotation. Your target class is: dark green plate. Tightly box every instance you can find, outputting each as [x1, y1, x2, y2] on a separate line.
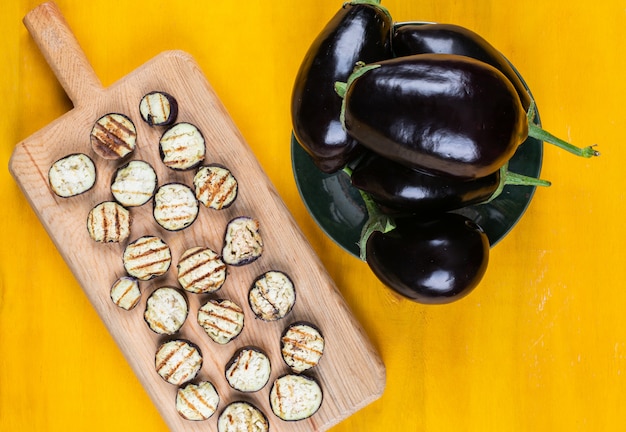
[291, 48, 544, 258]
[291, 133, 543, 258]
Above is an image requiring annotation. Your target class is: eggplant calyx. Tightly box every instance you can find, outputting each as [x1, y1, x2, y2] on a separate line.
[344, 0, 393, 21]
[484, 163, 552, 203]
[343, 166, 396, 261]
[335, 63, 382, 131]
[526, 100, 600, 158]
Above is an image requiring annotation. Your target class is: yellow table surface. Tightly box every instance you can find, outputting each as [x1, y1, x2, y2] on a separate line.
[1, 1, 624, 431]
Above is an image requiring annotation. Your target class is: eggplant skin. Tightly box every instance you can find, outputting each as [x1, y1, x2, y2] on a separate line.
[351, 152, 500, 215]
[48, 153, 96, 198]
[343, 54, 528, 179]
[139, 91, 178, 127]
[281, 321, 325, 373]
[221, 216, 263, 266]
[249, 270, 296, 322]
[269, 374, 323, 421]
[291, 2, 393, 173]
[90, 113, 137, 160]
[217, 401, 269, 432]
[366, 213, 489, 304]
[224, 346, 271, 393]
[392, 23, 531, 110]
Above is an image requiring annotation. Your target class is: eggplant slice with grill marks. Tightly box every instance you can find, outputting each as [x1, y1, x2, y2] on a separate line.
[269, 374, 323, 421]
[281, 321, 325, 373]
[177, 246, 227, 294]
[159, 122, 206, 170]
[175, 380, 220, 421]
[48, 153, 96, 198]
[87, 201, 131, 243]
[111, 160, 157, 207]
[110, 276, 141, 311]
[123, 235, 172, 281]
[90, 113, 137, 160]
[153, 182, 199, 231]
[197, 298, 245, 345]
[225, 346, 271, 393]
[144, 286, 189, 335]
[193, 164, 238, 210]
[221, 216, 263, 266]
[249, 270, 296, 322]
[139, 91, 178, 127]
[155, 339, 203, 386]
[217, 401, 269, 432]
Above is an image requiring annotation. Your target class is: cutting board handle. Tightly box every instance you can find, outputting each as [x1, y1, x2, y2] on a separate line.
[23, 1, 103, 106]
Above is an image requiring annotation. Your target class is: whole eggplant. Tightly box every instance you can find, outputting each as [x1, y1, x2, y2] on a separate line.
[350, 152, 550, 215]
[337, 54, 528, 179]
[392, 23, 532, 110]
[365, 213, 489, 304]
[291, 0, 393, 173]
[351, 152, 499, 214]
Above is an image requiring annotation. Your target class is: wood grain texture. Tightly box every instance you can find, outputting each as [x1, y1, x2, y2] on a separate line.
[8, 3, 385, 431]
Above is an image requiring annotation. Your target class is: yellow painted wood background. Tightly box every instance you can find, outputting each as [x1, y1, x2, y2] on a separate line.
[1, 1, 623, 431]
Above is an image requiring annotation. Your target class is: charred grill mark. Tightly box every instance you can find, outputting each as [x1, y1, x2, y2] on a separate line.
[117, 283, 138, 308]
[100, 203, 109, 240]
[113, 203, 121, 240]
[256, 280, 280, 315]
[128, 256, 171, 272]
[159, 343, 199, 382]
[179, 387, 216, 419]
[93, 121, 134, 154]
[179, 254, 226, 287]
[156, 341, 181, 374]
[178, 392, 199, 417]
[186, 264, 226, 289]
[283, 335, 324, 357]
[156, 201, 196, 221]
[274, 380, 285, 417]
[111, 186, 154, 197]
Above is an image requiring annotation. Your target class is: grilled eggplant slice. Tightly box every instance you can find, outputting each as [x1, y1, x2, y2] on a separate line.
[139, 91, 178, 127]
[153, 183, 199, 231]
[90, 113, 137, 160]
[175, 381, 220, 421]
[155, 339, 203, 386]
[144, 287, 188, 335]
[197, 298, 245, 345]
[159, 122, 206, 170]
[111, 160, 157, 207]
[87, 201, 131, 243]
[281, 321, 325, 373]
[217, 401, 269, 432]
[221, 216, 263, 266]
[123, 235, 172, 281]
[110, 276, 141, 310]
[269, 374, 323, 421]
[48, 153, 96, 198]
[249, 271, 296, 322]
[177, 246, 227, 294]
[225, 346, 271, 393]
[193, 164, 238, 210]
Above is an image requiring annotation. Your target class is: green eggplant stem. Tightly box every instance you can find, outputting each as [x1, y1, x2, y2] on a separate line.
[342, 166, 395, 261]
[335, 63, 381, 131]
[526, 100, 600, 158]
[485, 163, 551, 203]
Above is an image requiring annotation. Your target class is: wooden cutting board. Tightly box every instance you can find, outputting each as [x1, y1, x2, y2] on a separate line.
[8, 2, 385, 431]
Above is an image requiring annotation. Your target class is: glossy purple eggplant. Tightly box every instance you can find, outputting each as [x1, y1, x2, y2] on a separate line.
[291, 0, 393, 173]
[392, 23, 532, 110]
[337, 54, 528, 179]
[365, 213, 489, 304]
[350, 152, 550, 215]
